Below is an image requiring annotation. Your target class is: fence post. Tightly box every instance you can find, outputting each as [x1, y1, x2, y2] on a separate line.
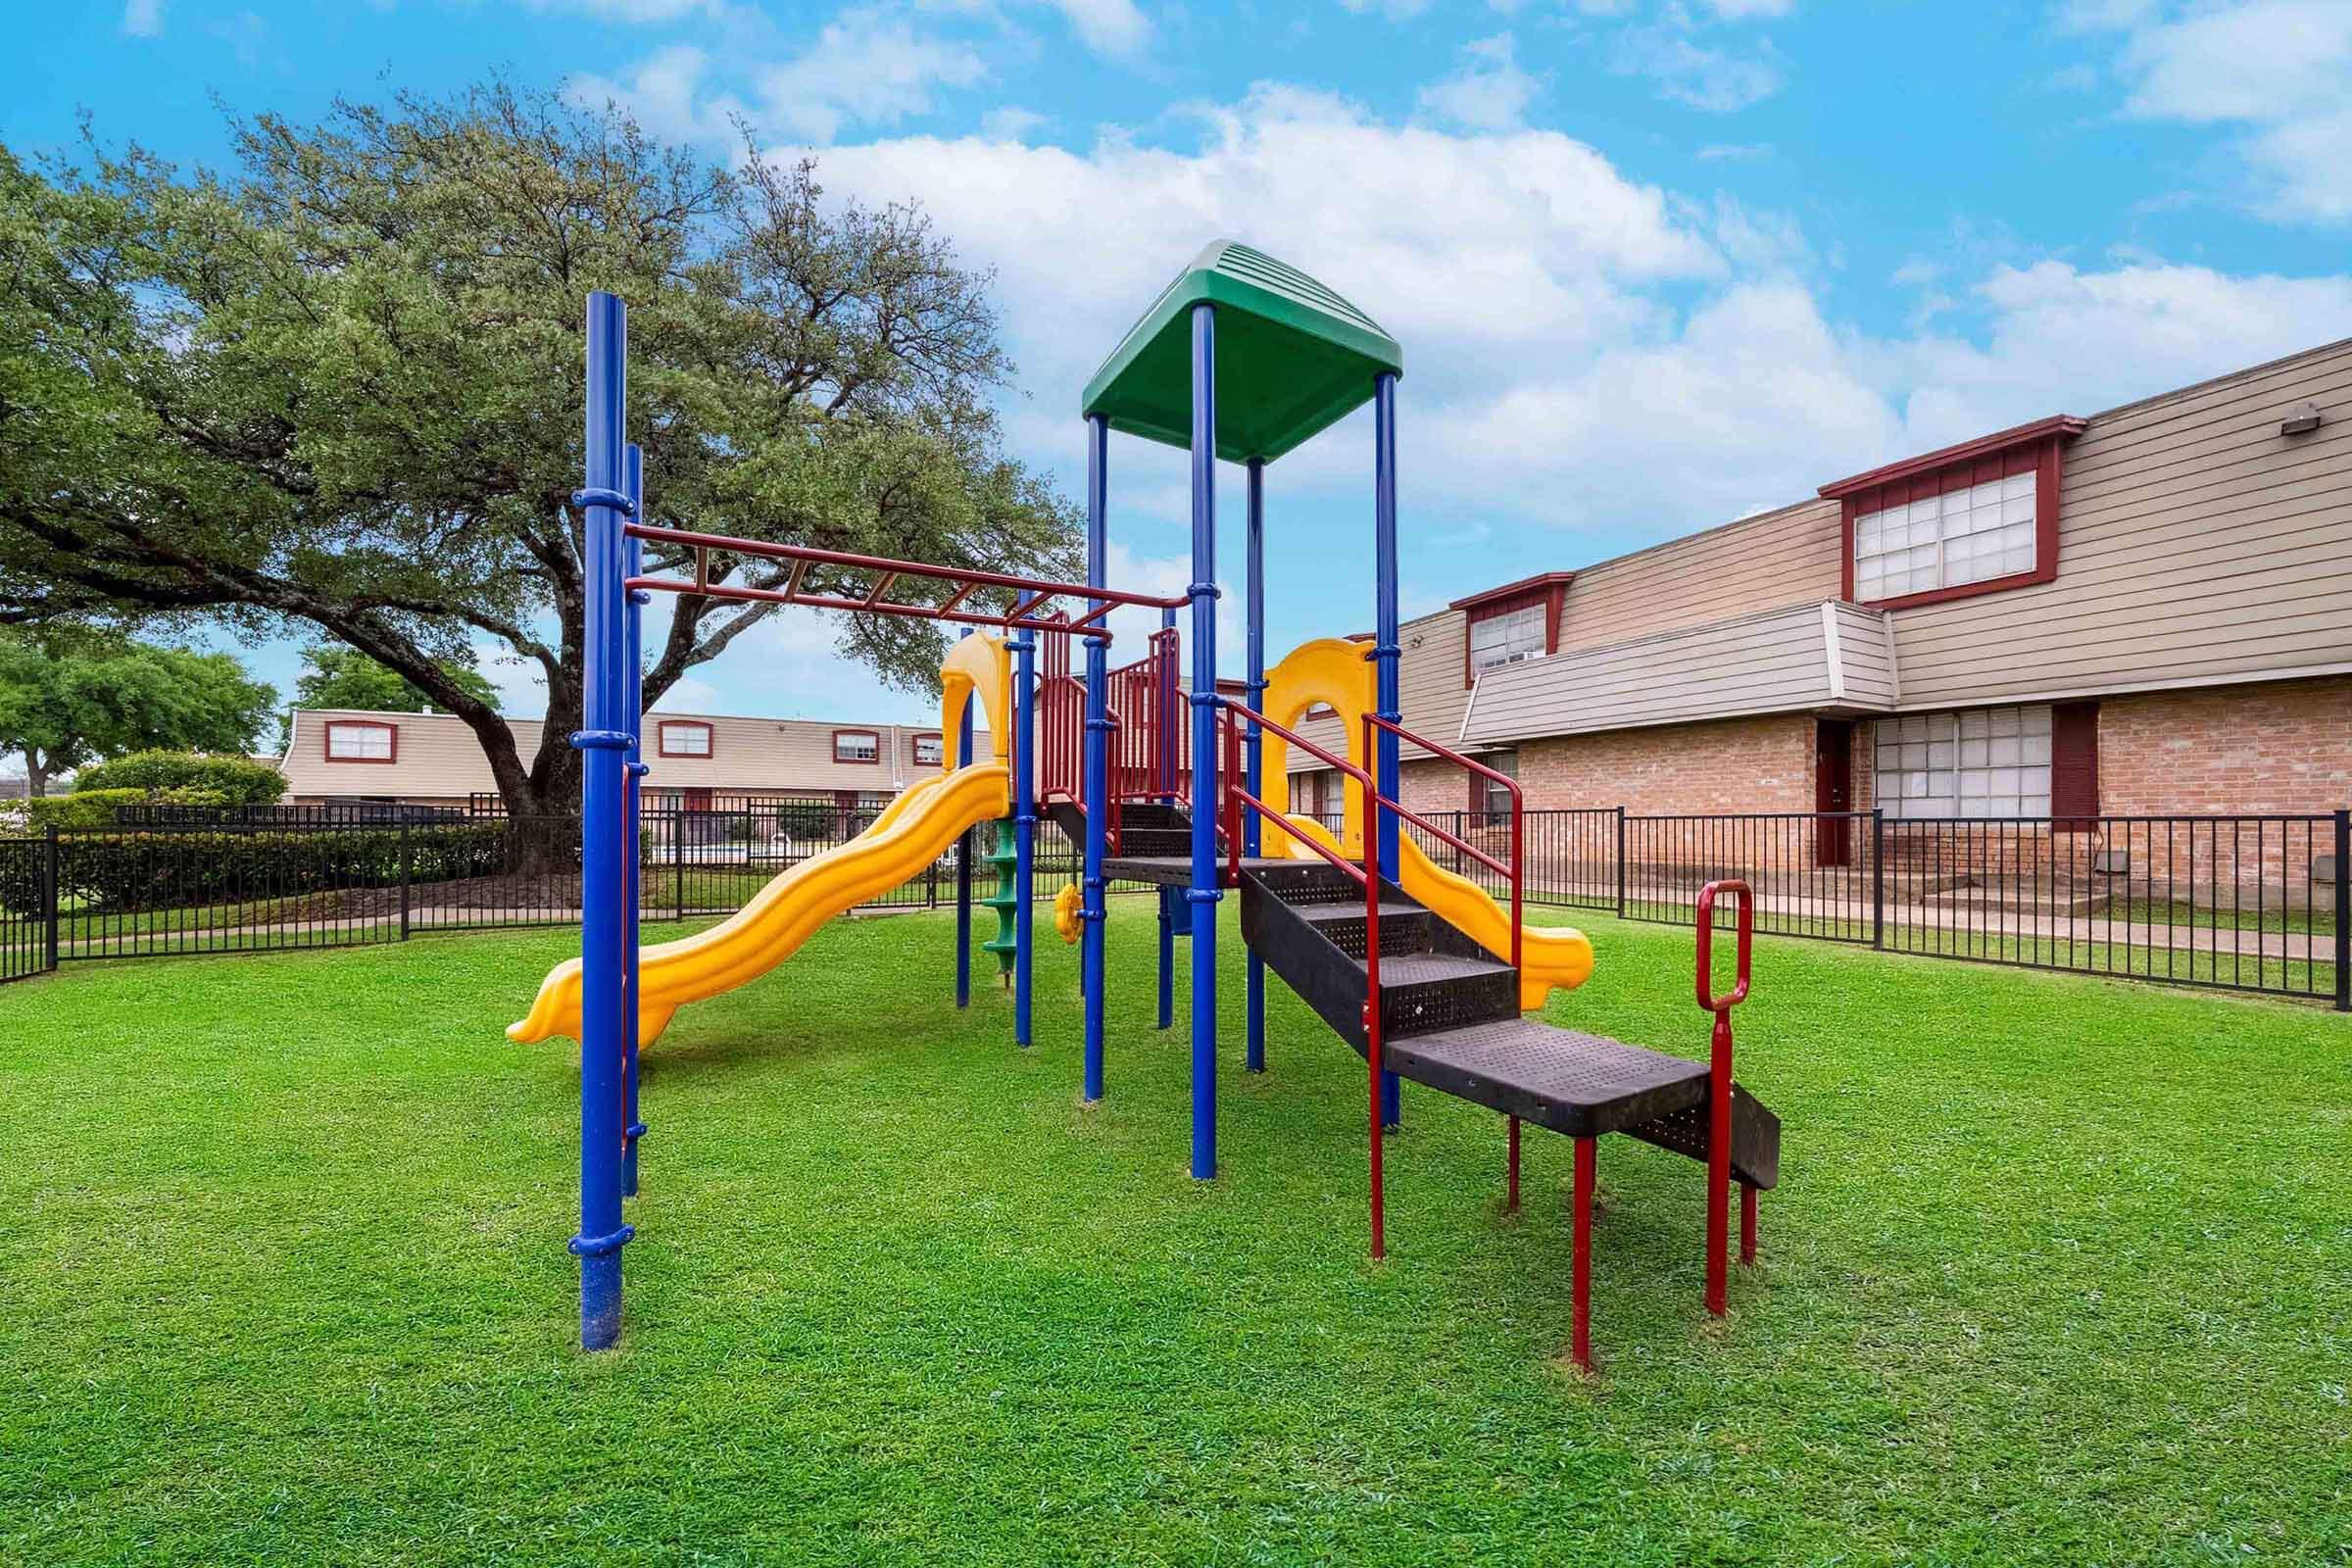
[43, 825, 60, 973]
[672, 808, 686, 920]
[2334, 808, 2348, 1012]
[1872, 808, 1886, 952]
[399, 814, 413, 942]
[1614, 807, 1626, 919]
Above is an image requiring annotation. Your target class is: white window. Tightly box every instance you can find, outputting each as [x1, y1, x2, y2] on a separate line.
[325, 721, 394, 760]
[1855, 470, 2036, 601]
[834, 730, 880, 763]
[659, 721, 712, 758]
[913, 734, 945, 766]
[1479, 750, 1519, 824]
[1874, 706, 2053, 820]
[1468, 604, 1545, 675]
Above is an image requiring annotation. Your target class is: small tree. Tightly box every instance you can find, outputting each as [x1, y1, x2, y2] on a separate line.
[0, 628, 276, 795]
[0, 82, 1078, 837]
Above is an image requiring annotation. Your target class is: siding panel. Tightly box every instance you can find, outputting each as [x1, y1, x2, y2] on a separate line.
[1889, 346, 2352, 709]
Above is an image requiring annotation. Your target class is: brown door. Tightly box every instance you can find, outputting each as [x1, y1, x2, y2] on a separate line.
[1815, 720, 1853, 867]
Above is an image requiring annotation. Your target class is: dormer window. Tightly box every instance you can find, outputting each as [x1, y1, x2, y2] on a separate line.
[658, 720, 714, 759]
[323, 719, 396, 762]
[1451, 571, 1575, 688]
[1468, 603, 1545, 675]
[1824, 415, 2085, 611]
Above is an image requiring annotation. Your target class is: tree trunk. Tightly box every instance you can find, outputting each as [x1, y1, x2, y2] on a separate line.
[24, 751, 50, 799]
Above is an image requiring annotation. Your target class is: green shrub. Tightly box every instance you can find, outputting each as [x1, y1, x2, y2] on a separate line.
[26, 787, 229, 832]
[13, 822, 512, 915]
[74, 751, 286, 806]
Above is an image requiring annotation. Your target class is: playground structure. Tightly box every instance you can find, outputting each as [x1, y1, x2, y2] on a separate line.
[520, 244, 1782, 1369]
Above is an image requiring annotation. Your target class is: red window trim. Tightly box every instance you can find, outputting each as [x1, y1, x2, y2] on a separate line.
[322, 718, 398, 764]
[831, 728, 883, 765]
[1452, 571, 1575, 689]
[657, 718, 716, 759]
[910, 730, 946, 765]
[1822, 415, 2086, 612]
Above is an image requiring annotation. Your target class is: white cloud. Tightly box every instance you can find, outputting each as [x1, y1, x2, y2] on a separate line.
[796, 82, 2352, 557]
[1045, 0, 1151, 56]
[567, 45, 750, 148]
[755, 11, 990, 144]
[121, 0, 163, 36]
[1890, 260, 2352, 444]
[2087, 1, 2352, 223]
[1340, 0, 1432, 18]
[1609, 25, 1785, 112]
[1417, 32, 1541, 131]
[979, 105, 1050, 140]
[1695, 141, 1770, 160]
[1701, 0, 1794, 16]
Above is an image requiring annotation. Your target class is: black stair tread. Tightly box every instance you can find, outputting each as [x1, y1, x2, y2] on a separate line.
[1295, 900, 1423, 921]
[1371, 954, 1514, 986]
[1380, 1018, 1710, 1140]
[1103, 855, 1288, 887]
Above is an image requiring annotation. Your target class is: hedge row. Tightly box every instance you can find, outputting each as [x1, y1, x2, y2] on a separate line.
[15, 823, 517, 915]
[74, 751, 287, 805]
[25, 788, 226, 832]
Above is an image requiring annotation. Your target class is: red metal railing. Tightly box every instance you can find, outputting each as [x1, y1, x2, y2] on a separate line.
[1036, 625, 1187, 855]
[1218, 699, 1389, 1260]
[619, 523, 1186, 635]
[1694, 878, 1754, 1315]
[1358, 715, 1523, 976]
[1108, 627, 1186, 805]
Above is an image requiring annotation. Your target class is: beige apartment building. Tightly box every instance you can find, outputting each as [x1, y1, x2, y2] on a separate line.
[1290, 336, 2351, 886]
[277, 709, 955, 814]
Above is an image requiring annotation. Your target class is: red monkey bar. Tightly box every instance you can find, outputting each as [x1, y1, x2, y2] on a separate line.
[620, 523, 1187, 636]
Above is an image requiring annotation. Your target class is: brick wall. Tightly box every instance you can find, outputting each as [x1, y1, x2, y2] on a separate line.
[2096, 673, 2352, 816]
[1517, 713, 1817, 813]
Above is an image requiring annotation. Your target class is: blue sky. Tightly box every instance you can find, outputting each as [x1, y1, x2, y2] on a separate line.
[16, 0, 2352, 736]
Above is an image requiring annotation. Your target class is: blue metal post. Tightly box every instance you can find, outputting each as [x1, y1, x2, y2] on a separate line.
[1373, 371, 1402, 1132]
[620, 444, 648, 1200]
[955, 628, 975, 1010]
[569, 290, 634, 1350]
[1245, 458, 1266, 1075]
[1187, 302, 1221, 1180]
[1155, 603, 1176, 1032]
[1082, 416, 1111, 1102]
[1010, 625, 1038, 1048]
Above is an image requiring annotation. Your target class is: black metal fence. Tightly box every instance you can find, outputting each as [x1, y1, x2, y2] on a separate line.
[1, 805, 2342, 1006]
[0, 807, 1129, 973]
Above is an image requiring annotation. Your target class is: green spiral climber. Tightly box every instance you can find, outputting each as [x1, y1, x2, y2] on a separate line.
[978, 815, 1019, 982]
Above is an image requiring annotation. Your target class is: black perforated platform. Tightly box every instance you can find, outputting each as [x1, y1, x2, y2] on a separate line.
[1103, 855, 1288, 887]
[1381, 1018, 1711, 1140]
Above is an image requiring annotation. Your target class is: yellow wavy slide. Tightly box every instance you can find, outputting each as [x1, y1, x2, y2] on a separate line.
[509, 634, 1013, 1048]
[1256, 639, 1594, 1013]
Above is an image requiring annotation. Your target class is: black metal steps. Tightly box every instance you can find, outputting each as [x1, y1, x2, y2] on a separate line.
[1237, 857, 1781, 1191]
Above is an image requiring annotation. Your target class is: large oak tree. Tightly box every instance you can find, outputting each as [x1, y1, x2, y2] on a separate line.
[0, 81, 1077, 821]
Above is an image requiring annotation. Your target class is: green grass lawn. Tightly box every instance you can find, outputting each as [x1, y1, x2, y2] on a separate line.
[3, 907, 2346, 1566]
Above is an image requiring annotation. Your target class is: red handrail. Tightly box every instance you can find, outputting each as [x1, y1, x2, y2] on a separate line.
[1220, 698, 1389, 1260]
[1693, 879, 1753, 1314]
[1361, 713, 1524, 979]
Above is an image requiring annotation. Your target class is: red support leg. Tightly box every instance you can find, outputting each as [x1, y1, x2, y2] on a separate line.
[1571, 1136, 1595, 1371]
[1505, 1115, 1521, 1212]
[1740, 1182, 1758, 1265]
[1705, 1015, 1733, 1318]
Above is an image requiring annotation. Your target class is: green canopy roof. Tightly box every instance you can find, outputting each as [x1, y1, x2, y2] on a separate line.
[1081, 240, 1403, 465]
